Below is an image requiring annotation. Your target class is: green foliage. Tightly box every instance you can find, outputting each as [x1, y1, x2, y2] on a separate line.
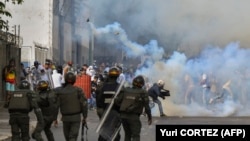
[6, 0, 24, 4]
[0, 0, 24, 30]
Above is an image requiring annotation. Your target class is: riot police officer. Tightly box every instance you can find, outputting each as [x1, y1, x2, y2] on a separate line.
[8, 80, 44, 141]
[32, 80, 59, 141]
[96, 67, 121, 141]
[56, 72, 88, 141]
[115, 75, 152, 141]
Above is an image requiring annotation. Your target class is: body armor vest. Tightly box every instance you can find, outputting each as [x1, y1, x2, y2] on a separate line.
[102, 81, 119, 108]
[8, 90, 31, 112]
[59, 86, 81, 115]
[39, 91, 58, 117]
[120, 88, 145, 114]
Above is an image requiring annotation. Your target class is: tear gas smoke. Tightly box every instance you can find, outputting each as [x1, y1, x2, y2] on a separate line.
[93, 21, 250, 117]
[89, 0, 250, 117]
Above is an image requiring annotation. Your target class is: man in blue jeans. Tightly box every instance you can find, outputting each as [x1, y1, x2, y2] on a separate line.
[148, 80, 167, 117]
[89, 75, 98, 110]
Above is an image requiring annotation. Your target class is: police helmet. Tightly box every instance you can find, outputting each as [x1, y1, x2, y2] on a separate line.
[37, 80, 49, 91]
[65, 72, 76, 84]
[19, 80, 30, 89]
[34, 61, 39, 66]
[132, 75, 145, 88]
[108, 67, 120, 78]
[157, 80, 165, 87]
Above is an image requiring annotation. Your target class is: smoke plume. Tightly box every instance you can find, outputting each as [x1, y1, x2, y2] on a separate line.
[89, 0, 250, 117]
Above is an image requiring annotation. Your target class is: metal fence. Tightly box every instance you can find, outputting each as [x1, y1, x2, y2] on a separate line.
[0, 30, 21, 101]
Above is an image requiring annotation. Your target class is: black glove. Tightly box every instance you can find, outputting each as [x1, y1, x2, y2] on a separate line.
[159, 95, 165, 100]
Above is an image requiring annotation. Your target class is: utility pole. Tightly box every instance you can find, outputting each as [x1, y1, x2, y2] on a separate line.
[12, 25, 16, 44]
[90, 28, 94, 65]
[87, 19, 94, 66]
[18, 25, 20, 47]
[5, 20, 8, 43]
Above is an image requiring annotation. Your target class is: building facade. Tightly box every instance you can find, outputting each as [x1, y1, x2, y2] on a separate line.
[4, 0, 91, 68]
[52, 0, 91, 67]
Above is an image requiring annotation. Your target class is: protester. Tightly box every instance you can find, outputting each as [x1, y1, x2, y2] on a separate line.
[148, 80, 167, 117]
[20, 63, 28, 81]
[3, 58, 16, 108]
[51, 69, 62, 89]
[89, 75, 98, 110]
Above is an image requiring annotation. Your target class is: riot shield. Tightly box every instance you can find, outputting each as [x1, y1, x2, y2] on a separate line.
[95, 80, 125, 141]
[99, 109, 122, 140]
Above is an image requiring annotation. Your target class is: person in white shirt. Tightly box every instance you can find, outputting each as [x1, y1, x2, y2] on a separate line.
[87, 66, 97, 80]
[117, 66, 125, 84]
[51, 69, 62, 88]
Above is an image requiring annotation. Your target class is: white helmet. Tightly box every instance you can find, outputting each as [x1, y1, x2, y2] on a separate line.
[157, 80, 165, 87]
[202, 73, 207, 80]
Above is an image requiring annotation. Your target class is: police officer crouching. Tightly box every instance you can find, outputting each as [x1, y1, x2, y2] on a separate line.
[56, 72, 88, 141]
[32, 80, 59, 141]
[8, 80, 44, 141]
[115, 75, 152, 141]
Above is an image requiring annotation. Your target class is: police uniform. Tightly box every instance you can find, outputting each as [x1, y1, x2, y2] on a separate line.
[57, 83, 88, 141]
[8, 88, 44, 141]
[115, 86, 152, 141]
[96, 79, 120, 115]
[32, 89, 59, 141]
[96, 67, 121, 141]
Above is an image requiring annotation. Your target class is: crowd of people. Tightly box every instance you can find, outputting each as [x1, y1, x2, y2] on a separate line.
[3, 58, 162, 141]
[178, 72, 244, 108]
[3, 55, 250, 140]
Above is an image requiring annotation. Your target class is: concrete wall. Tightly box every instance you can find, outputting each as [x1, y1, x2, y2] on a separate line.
[4, 0, 53, 66]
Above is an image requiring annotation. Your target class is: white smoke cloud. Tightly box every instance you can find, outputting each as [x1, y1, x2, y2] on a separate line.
[89, 0, 250, 117]
[89, 0, 250, 56]
[94, 22, 164, 59]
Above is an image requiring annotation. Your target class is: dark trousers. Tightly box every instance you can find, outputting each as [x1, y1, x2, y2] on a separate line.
[121, 114, 141, 141]
[63, 121, 80, 141]
[32, 118, 55, 141]
[43, 120, 55, 141]
[9, 114, 30, 141]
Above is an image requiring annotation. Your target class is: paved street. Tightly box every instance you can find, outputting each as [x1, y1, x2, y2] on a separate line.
[1, 101, 250, 141]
